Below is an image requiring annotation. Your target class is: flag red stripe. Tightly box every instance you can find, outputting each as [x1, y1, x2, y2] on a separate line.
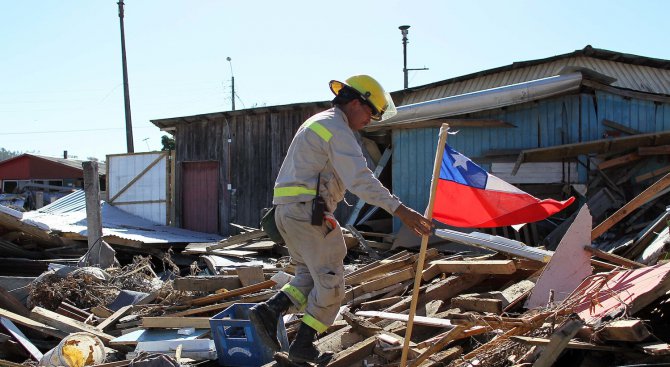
[433, 179, 575, 228]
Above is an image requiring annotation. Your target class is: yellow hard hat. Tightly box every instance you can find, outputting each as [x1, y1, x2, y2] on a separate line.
[329, 75, 397, 121]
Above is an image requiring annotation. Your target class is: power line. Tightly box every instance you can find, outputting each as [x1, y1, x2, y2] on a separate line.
[0, 126, 154, 135]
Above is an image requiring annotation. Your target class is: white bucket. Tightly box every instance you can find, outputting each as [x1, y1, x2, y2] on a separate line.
[39, 332, 106, 367]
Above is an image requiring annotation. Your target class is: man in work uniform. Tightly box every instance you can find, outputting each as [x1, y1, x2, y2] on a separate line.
[250, 75, 433, 364]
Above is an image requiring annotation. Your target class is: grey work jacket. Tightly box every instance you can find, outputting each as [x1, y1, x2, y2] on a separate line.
[272, 107, 401, 215]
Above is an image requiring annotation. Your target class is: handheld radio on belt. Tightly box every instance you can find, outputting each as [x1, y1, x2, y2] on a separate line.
[311, 173, 326, 226]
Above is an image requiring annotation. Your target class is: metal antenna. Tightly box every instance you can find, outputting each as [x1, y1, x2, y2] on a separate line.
[227, 57, 235, 111]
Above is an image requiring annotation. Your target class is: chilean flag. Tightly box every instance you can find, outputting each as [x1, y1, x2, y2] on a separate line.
[433, 144, 575, 228]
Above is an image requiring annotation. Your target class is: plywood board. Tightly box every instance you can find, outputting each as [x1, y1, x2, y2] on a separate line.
[525, 205, 592, 308]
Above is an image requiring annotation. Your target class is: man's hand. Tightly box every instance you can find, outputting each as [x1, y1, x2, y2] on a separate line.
[394, 205, 434, 237]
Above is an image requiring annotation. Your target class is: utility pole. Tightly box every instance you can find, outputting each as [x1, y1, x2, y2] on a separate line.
[118, 0, 134, 153]
[227, 57, 235, 111]
[399, 25, 428, 89]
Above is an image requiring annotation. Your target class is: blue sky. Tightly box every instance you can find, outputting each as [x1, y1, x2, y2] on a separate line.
[1, 0, 668, 160]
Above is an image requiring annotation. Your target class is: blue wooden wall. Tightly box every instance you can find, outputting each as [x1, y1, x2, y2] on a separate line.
[391, 91, 670, 230]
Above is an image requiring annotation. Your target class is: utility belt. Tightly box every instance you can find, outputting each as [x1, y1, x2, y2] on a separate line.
[262, 174, 333, 243]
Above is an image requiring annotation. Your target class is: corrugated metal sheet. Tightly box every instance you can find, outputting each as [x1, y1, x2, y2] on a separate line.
[38, 190, 87, 213]
[27, 190, 223, 244]
[400, 56, 670, 105]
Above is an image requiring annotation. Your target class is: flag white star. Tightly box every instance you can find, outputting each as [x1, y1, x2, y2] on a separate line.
[451, 152, 469, 170]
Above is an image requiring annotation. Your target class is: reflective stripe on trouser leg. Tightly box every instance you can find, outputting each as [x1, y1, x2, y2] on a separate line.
[302, 313, 328, 333]
[281, 284, 307, 311]
[274, 202, 346, 330]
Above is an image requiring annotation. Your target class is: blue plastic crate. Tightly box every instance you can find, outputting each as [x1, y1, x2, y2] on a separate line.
[210, 303, 289, 366]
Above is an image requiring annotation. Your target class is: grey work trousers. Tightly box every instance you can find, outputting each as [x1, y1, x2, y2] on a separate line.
[274, 202, 346, 333]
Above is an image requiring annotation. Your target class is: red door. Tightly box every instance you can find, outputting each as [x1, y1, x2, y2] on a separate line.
[182, 161, 219, 233]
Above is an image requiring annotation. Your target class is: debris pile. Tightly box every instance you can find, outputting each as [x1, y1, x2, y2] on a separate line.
[0, 162, 670, 366]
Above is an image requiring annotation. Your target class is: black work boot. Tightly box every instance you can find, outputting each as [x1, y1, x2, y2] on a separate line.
[288, 322, 334, 365]
[249, 291, 292, 352]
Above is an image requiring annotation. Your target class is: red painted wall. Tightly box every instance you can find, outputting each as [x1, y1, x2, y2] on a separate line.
[0, 155, 84, 180]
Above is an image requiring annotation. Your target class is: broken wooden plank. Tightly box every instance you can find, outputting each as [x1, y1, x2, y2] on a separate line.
[450, 296, 502, 314]
[511, 335, 619, 351]
[31, 306, 115, 344]
[341, 311, 381, 337]
[204, 229, 266, 251]
[357, 267, 413, 294]
[533, 318, 586, 367]
[56, 302, 91, 323]
[423, 273, 488, 305]
[430, 259, 517, 274]
[592, 171, 670, 240]
[635, 165, 670, 183]
[348, 282, 409, 308]
[327, 335, 377, 367]
[345, 254, 415, 286]
[0, 359, 28, 367]
[173, 275, 242, 292]
[188, 279, 276, 306]
[344, 250, 411, 282]
[355, 310, 454, 328]
[407, 326, 467, 367]
[596, 319, 651, 342]
[0, 287, 29, 318]
[97, 305, 133, 331]
[359, 296, 404, 311]
[597, 152, 641, 170]
[168, 292, 272, 317]
[344, 267, 414, 304]
[0, 307, 66, 339]
[638, 145, 670, 156]
[512, 130, 670, 175]
[90, 306, 113, 318]
[584, 246, 644, 269]
[602, 119, 641, 135]
[639, 342, 670, 356]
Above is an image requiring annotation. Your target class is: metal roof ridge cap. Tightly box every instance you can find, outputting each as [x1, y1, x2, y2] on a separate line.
[370, 72, 584, 128]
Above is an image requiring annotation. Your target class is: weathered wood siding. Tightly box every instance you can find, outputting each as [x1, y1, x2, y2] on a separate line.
[173, 104, 329, 235]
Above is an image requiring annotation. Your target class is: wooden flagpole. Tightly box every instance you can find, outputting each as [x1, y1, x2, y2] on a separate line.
[399, 123, 450, 367]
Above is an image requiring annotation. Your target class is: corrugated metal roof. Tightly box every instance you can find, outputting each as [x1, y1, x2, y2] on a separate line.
[151, 101, 331, 129]
[24, 190, 223, 244]
[32, 154, 106, 174]
[398, 46, 670, 105]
